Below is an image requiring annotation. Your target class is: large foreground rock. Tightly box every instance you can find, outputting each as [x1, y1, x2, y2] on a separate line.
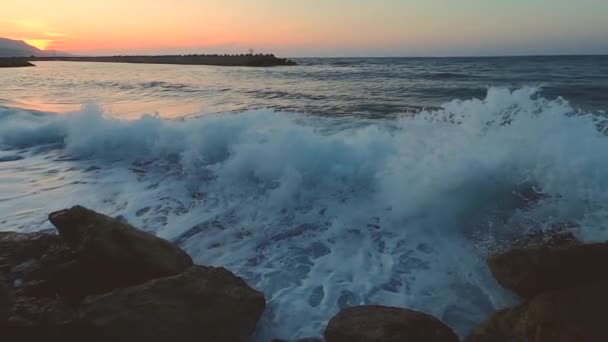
[465, 281, 608, 342]
[488, 241, 608, 298]
[49, 206, 193, 289]
[80, 265, 266, 342]
[324, 305, 459, 342]
[1, 207, 266, 341]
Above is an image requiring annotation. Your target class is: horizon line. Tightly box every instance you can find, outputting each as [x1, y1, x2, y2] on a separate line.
[31, 52, 608, 59]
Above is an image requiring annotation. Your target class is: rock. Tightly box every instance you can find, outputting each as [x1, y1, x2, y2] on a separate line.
[80, 265, 266, 342]
[488, 241, 608, 299]
[5, 296, 79, 341]
[510, 226, 578, 250]
[2, 207, 268, 341]
[0, 230, 109, 305]
[465, 281, 608, 342]
[1, 273, 12, 327]
[0, 231, 81, 339]
[324, 305, 459, 342]
[49, 206, 193, 290]
[9, 296, 76, 327]
[463, 306, 523, 342]
[0, 231, 61, 274]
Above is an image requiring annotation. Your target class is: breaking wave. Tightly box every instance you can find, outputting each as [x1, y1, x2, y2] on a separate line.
[1, 87, 608, 340]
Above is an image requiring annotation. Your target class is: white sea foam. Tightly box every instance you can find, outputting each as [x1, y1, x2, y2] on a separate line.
[1, 87, 607, 340]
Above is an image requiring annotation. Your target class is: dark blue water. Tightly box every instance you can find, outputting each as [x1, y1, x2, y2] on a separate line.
[296, 56, 608, 113]
[1, 56, 607, 118]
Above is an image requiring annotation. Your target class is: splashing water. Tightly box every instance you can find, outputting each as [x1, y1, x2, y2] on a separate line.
[1, 87, 608, 340]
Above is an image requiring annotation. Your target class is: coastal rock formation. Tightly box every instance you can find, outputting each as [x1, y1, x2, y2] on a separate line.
[488, 240, 608, 299]
[467, 231, 608, 342]
[324, 305, 459, 342]
[49, 206, 193, 290]
[1, 206, 265, 342]
[466, 281, 608, 342]
[81, 265, 265, 342]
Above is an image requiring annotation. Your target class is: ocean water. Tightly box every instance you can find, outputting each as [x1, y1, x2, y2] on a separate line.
[1, 56, 608, 340]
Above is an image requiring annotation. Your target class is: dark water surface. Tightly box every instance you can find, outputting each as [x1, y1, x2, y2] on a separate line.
[1, 56, 607, 118]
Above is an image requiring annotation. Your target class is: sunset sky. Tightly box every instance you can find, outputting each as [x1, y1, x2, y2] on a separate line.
[2, 0, 607, 57]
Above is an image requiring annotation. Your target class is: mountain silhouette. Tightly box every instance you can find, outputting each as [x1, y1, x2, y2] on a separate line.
[0, 37, 67, 57]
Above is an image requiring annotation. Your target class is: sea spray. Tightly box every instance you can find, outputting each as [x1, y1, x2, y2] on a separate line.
[1, 87, 608, 339]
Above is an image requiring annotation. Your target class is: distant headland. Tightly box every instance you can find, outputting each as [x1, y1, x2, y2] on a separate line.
[5, 54, 296, 67]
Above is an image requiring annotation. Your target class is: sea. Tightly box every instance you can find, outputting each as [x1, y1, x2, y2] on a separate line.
[1, 56, 608, 340]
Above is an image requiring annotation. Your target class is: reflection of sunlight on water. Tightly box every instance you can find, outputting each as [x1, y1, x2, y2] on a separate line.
[0, 61, 253, 119]
[103, 100, 207, 120]
[13, 97, 207, 120]
[12, 98, 77, 114]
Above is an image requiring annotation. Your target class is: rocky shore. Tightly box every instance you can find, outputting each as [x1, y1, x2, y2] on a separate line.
[1, 206, 265, 342]
[465, 232, 608, 342]
[0, 59, 35, 68]
[2, 206, 607, 341]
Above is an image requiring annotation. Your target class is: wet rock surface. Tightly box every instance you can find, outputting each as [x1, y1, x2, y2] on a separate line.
[468, 231, 608, 342]
[324, 305, 460, 342]
[1, 206, 265, 342]
[466, 281, 608, 342]
[81, 265, 265, 342]
[49, 206, 193, 289]
[488, 240, 608, 299]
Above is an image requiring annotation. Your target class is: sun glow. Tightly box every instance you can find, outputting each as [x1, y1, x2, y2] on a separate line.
[24, 39, 54, 50]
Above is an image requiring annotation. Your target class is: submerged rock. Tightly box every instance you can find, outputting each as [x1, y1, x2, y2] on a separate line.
[488, 241, 608, 299]
[466, 281, 608, 342]
[49, 206, 193, 289]
[324, 305, 459, 342]
[80, 265, 266, 342]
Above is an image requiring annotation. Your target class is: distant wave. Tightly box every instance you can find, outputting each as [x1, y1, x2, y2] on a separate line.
[418, 72, 484, 80]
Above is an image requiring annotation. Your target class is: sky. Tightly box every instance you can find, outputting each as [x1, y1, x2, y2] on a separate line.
[1, 0, 607, 57]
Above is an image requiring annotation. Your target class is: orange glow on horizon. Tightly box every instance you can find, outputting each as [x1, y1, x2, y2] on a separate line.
[1, 1, 425, 56]
[2, 0, 607, 57]
[23, 39, 54, 50]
